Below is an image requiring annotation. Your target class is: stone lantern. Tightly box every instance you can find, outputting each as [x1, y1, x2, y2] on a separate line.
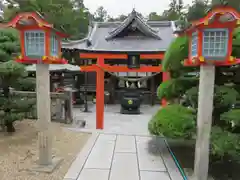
[0, 12, 70, 171]
[0, 12, 68, 64]
[176, 5, 240, 180]
[180, 6, 240, 66]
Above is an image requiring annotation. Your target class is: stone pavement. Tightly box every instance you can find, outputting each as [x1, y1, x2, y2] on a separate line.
[64, 133, 183, 180]
[64, 105, 184, 180]
[72, 104, 160, 135]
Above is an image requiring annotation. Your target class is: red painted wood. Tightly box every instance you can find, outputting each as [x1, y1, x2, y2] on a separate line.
[45, 30, 50, 57]
[191, 6, 240, 27]
[96, 57, 105, 129]
[140, 53, 164, 59]
[79, 53, 168, 130]
[0, 12, 51, 28]
[16, 57, 68, 64]
[20, 31, 26, 59]
[80, 53, 165, 60]
[80, 65, 162, 72]
[57, 36, 62, 57]
[198, 30, 203, 57]
[80, 53, 128, 59]
[0, 12, 68, 64]
[101, 65, 162, 72]
[189, 32, 192, 58]
[227, 29, 234, 58]
[19, 25, 68, 38]
[184, 58, 240, 66]
[182, 6, 240, 67]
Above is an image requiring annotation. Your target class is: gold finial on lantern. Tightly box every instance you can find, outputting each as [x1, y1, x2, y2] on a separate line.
[42, 56, 47, 60]
[229, 56, 235, 62]
[199, 56, 205, 62]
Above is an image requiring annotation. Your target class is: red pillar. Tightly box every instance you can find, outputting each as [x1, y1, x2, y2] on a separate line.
[96, 57, 105, 129]
[161, 72, 170, 106]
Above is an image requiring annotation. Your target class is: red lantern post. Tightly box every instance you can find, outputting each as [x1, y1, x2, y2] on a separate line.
[177, 6, 240, 180]
[0, 12, 69, 171]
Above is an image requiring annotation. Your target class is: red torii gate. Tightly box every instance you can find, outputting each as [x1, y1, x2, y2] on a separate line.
[79, 52, 170, 129]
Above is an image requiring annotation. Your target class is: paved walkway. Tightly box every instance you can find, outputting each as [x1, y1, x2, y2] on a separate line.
[64, 105, 183, 180]
[72, 105, 160, 135]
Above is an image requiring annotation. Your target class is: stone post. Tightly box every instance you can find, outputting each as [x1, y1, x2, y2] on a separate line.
[34, 64, 62, 172]
[194, 65, 215, 180]
[36, 64, 52, 165]
[64, 90, 73, 124]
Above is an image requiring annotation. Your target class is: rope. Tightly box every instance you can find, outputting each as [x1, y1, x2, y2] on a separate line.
[95, 64, 161, 82]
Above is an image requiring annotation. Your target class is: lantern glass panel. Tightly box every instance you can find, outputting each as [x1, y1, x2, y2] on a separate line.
[202, 28, 228, 59]
[191, 32, 198, 57]
[24, 30, 45, 57]
[51, 34, 58, 56]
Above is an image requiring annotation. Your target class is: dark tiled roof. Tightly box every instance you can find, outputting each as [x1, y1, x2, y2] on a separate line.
[62, 10, 177, 52]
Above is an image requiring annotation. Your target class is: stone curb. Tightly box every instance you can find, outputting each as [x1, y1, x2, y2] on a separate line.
[63, 133, 99, 180]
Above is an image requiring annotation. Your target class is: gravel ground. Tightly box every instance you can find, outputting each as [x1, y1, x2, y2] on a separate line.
[0, 120, 90, 180]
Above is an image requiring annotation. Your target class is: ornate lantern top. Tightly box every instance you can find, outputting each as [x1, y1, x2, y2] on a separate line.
[177, 6, 240, 66]
[0, 12, 69, 64]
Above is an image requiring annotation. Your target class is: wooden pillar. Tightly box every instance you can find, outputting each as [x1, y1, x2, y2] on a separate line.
[96, 57, 105, 129]
[194, 65, 215, 180]
[161, 71, 170, 106]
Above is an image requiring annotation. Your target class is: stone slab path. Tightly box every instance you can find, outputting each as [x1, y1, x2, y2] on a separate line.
[72, 105, 160, 136]
[64, 105, 184, 180]
[64, 133, 183, 180]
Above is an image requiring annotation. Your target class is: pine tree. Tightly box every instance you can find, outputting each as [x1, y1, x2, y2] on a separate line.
[0, 28, 35, 132]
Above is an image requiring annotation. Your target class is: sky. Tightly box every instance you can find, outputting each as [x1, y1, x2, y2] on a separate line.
[84, 0, 193, 17]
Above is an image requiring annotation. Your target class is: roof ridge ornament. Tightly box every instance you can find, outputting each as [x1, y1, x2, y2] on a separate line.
[132, 8, 137, 15]
[105, 10, 161, 40]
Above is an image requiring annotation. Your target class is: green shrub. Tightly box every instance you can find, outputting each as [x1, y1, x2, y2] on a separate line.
[221, 109, 240, 129]
[214, 86, 239, 108]
[162, 35, 188, 71]
[185, 85, 239, 109]
[157, 79, 184, 101]
[148, 104, 196, 139]
[184, 86, 198, 108]
[211, 127, 240, 159]
[13, 77, 36, 91]
[157, 78, 196, 102]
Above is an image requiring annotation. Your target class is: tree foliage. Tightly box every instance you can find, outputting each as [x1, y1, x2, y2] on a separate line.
[162, 35, 188, 71]
[211, 127, 240, 159]
[221, 109, 240, 131]
[0, 29, 35, 132]
[152, 0, 240, 164]
[3, 0, 90, 40]
[94, 6, 108, 22]
[148, 104, 196, 138]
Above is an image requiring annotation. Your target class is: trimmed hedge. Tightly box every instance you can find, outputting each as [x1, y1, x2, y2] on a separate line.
[148, 104, 196, 139]
[211, 127, 240, 159]
[221, 109, 240, 128]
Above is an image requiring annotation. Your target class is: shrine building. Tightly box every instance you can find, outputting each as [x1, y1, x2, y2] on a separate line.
[62, 10, 176, 105]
